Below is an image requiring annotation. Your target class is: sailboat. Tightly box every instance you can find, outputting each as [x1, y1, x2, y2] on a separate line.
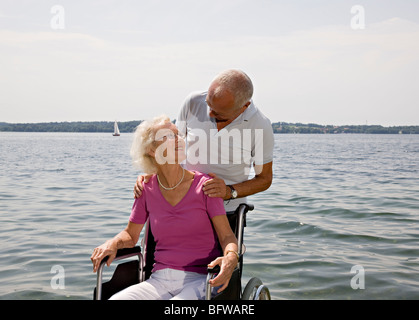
[113, 121, 120, 136]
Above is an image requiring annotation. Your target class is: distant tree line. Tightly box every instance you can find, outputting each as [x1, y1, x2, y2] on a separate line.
[272, 122, 418, 134]
[0, 121, 142, 133]
[0, 121, 417, 134]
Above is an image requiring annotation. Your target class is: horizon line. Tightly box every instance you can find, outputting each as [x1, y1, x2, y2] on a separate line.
[1, 120, 419, 127]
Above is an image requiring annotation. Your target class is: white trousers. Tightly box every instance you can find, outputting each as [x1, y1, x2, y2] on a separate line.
[109, 268, 213, 300]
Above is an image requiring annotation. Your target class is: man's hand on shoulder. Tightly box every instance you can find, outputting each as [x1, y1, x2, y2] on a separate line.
[134, 174, 152, 198]
[203, 173, 230, 200]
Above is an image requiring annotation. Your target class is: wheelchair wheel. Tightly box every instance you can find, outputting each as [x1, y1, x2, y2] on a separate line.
[242, 277, 271, 300]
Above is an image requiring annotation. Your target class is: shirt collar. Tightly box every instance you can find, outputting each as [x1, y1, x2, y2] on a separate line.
[231, 100, 257, 125]
[242, 100, 257, 122]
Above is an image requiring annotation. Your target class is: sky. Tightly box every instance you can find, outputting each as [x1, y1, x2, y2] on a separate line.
[0, 0, 418, 126]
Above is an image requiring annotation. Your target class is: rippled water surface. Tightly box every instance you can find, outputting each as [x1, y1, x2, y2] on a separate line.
[0, 132, 418, 299]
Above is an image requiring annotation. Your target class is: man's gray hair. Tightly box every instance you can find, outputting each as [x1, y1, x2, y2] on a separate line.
[212, 69, 254, 109]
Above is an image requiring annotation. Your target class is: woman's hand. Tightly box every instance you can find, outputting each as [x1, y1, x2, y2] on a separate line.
[90, 239, 118, 273]
[207, 252, 238, 293]
[134, 174, 153, 198]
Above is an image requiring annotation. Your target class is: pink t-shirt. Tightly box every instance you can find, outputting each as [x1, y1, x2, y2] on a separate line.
[129, 171, 226, 274]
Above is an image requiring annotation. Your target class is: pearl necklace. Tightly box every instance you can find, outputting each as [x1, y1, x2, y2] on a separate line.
[157, 168, 185, 191]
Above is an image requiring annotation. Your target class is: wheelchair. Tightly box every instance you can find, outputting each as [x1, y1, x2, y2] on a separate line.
[93, 203, 271, 300]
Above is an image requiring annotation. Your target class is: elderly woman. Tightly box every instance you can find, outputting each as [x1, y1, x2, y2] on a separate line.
[91, 115, 239, 300]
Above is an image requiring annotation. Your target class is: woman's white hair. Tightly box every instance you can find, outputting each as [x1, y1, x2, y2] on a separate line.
[130, 114, 171, 174]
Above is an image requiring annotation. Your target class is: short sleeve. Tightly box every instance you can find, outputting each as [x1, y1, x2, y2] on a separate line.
[129, 196, 148, 225]
[253, 119, 274, 165]
[176, 93, 192, 137]
[205, 195, 226, 219]
[262, 123, 274, 164]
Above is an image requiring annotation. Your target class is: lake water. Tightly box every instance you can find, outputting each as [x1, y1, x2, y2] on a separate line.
[0, 132, 418, 300]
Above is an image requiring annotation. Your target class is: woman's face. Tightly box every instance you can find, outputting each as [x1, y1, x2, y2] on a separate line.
[151, 122, 186, 165]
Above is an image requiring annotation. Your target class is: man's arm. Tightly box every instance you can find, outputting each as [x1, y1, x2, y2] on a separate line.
[203, 161, 273, 200]
[233, 161, 272, 199]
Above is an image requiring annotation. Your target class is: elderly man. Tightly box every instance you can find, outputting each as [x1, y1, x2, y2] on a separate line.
[135, 69, 274, 215]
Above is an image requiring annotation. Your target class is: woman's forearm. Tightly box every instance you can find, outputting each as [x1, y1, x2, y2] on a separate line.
[207, 233, 239, 292]
[113, 230, 136, 250]
[91, 222, 143, 272]
[220, 235, 238, 258]
[212, 216, 239, 258]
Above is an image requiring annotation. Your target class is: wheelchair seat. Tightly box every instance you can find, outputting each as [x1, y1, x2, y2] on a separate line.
[93, 203, 271, 300]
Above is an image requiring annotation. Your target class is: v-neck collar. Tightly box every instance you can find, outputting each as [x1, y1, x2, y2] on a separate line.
[154, 171, 198, 208]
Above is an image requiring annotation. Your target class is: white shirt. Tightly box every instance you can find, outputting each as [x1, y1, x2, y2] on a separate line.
[177, 91, 274, 212]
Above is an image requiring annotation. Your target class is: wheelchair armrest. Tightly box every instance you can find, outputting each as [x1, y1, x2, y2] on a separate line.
[95, 246, 143, 300]
[207, 265, 220, 274]
[205, 262, 243, 300]
[205, 265, 219, 300]
[115, 246, 142, 260]
[101, 246, 142, 264]
[206, 251, 243, 275]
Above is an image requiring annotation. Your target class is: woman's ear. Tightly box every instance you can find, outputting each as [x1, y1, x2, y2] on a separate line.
[147, 146, 155, 158]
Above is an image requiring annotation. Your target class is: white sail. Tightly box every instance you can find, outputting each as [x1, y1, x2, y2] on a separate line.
[113, 121, 120, 136]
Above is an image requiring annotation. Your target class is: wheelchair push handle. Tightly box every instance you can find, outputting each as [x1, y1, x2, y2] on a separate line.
[244, 203, 254, 212]
[237, 203, 254, 213]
